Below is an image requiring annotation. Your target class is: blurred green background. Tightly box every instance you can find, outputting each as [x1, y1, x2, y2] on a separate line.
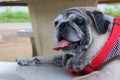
[0, 4, 120, 22]
[0, 8, 30, 22]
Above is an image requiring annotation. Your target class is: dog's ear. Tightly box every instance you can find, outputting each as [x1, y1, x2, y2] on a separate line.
[86, 11, 110, 34]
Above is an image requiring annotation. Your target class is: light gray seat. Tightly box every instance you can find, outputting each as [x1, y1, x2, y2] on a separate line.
[0, 62, 74, 80]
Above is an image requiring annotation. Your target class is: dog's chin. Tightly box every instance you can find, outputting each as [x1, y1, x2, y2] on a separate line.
[60, 41, 87, 57]
[60, 38, 90, 55]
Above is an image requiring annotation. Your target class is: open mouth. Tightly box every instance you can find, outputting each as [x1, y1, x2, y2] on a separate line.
[53, 40, 71, 51]
[53, 39, 80, 51]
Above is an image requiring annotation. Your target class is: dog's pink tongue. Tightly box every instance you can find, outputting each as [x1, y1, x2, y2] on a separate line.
[53, 40, 71, 51]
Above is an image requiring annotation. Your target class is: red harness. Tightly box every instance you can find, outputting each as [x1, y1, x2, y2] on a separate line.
[68, 18, 120, 76]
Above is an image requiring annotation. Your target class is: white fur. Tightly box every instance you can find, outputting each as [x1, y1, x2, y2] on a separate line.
[73, 15, 120, 80]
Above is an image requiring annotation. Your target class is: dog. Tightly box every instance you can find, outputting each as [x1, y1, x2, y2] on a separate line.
[17, 7, 120, 80]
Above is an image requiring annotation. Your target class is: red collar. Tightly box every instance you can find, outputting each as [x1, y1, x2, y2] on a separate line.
[68, 18, 120, 76]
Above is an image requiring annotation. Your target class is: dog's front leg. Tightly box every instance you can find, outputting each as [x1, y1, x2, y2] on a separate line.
[16, 54, 63, 66]
[73, 71, 110, 80]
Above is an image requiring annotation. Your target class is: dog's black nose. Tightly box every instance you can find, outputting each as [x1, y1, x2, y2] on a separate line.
[59, 21, 69, 28]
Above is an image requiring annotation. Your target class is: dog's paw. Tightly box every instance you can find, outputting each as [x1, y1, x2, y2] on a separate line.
[65, 58, 82, 72]
[16, 57, 41, 66]
[16, 58, 30, 66]
[63, 54, 88, 72]
[62, 54, 79, 71]
[62, 53, 74, 68]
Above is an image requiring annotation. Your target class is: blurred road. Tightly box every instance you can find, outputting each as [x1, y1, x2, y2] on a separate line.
[0, 23, 32, 62]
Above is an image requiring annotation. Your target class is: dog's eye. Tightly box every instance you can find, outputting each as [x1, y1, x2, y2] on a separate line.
[54, 21, 59, 27]
[75, 19, 84, 25]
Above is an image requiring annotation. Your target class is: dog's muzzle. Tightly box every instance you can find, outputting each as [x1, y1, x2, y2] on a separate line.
[53, 21, 85, 52]
[54, 21, 82, 51]
[57, 21, 82, 42]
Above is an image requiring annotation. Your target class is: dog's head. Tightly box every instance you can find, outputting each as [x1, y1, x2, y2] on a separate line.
[53, 7, 110, 56]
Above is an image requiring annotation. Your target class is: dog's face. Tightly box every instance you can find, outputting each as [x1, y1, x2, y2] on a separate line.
[54, 7, 110, 57]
